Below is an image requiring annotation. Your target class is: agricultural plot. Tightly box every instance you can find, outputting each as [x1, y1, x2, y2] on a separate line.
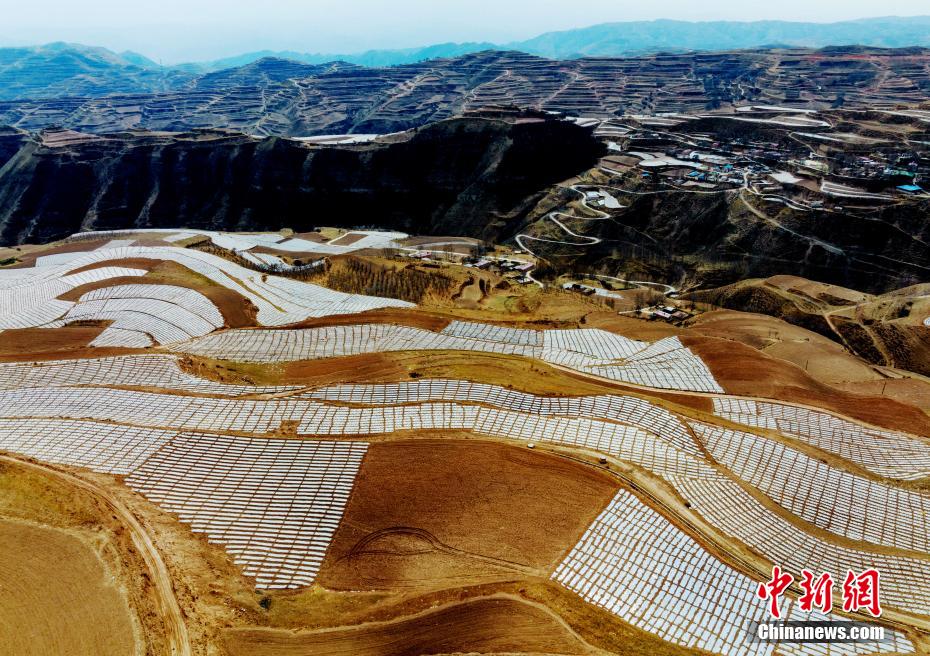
[172, 324, 539, 361]
[90, 327, 155, 347]
[0, 418, 175, 474]
[471, 407, 715, 479]
[33, 239, 138, 267]
[694, 423, 930, 553]
[0, 387, 314, 434]
[0, 352, 922, 648]
[173, 325, 724, 392]
[0, 245, 411, 331]
[441, 320, 544, 347]
[0, 265, 146, 329]
[673, 475, 930, 615]
[306, 379, 700, 455]
[82, 284, 223, 326]
[553, 490, 914, 656]
[0, 355, 298, 396]
[713, 399, 930, 481]
[69, 228, 408, 256]
[541, 327, 646, 359]
[46, 284, 224, 346]
[125, 434, 367, 589]
[0, 386, 708, 479]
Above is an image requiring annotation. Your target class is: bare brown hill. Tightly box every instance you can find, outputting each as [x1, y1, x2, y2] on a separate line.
[690, 277, 930, 377]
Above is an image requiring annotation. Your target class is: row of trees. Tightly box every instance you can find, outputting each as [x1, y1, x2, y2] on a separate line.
[308, 258, 456, 303]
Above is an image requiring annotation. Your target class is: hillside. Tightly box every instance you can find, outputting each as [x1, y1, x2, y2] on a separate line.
[690, 276, 930, 376]
[3, 47, 930, 135]
[0, 43, 193, 100]
[1, 232, 928, 656]
[0, 115, 603, 246]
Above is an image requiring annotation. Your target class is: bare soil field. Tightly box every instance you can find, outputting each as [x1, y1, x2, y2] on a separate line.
[255, 578, 710, 656]
[223, 596, 593, 656]
[689, 310, 882, 382]
[764, 275, 872, 305]
[326, 232, 367, 246]
[0, 458, 178, 654]
[291, 231, 329, 243]
[0, 519, 138, 656]
[399, 235, 483, 247]
[584, 312, 683, 341]
[684, 335, 930, 435]
[317, 440, 619, 591]
[0, 326, 144, 361]
[689, 310, 930, 411]
[2, 239, 111, 268]
[289, 308, 452, 332]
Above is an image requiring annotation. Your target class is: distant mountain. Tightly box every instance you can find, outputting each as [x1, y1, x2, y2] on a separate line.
[0, 42, 193, 100]
[198, 42, 497, 71]
[188, 16, 930, 69]
[4, 17, 930, 101]
[509, 17, 930, 59]
[190, 58, 355, 91]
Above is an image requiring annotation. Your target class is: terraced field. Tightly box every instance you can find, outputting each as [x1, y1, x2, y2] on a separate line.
[6, 48, 930, 136]
[0, 235, 927, 656]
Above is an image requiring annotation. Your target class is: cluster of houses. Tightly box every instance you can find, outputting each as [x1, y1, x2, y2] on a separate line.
[469, 258, 535, 284]
[405, 249, 537, 284]
[646, 305, 693, 324]
[610, 121, 929, 203]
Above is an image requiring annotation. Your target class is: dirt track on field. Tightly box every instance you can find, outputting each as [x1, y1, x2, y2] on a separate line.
[223, 596, 598, 656]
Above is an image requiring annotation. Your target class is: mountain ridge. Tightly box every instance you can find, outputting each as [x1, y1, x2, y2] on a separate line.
[4, 15, 930, 96]
[3, 47, 930, 137]
[164, 15, 930, 68]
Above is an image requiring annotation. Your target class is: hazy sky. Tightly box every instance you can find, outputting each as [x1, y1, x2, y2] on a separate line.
[1, 1, 928, 63]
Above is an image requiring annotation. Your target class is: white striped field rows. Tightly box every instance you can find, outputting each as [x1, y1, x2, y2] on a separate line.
[714, 398, 930, 481]
[694, 422, 930, 553]
[0, 265, 147, 329]
[70, 228, 408, 256]
[0, 386, 708, 479]
[0, 348, 923, 648]
[125, 434, 367, 589]
[172, 322, 724, 393]
[671, 474, 930, 615]
[305, 379, 699, 454]
[553, 490, 913, 656]
[0, 355, 298, 396]
[46, 284, 224, 346]
[0, 418, 174, 474]
[0, 245, 412, 330]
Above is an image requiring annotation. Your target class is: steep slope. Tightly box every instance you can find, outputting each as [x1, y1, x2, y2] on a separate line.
[516, 180, 930, 294]
[0, 115, 604, 246]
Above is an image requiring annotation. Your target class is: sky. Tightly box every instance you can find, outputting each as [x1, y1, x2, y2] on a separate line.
[1, 1, 929, 63]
